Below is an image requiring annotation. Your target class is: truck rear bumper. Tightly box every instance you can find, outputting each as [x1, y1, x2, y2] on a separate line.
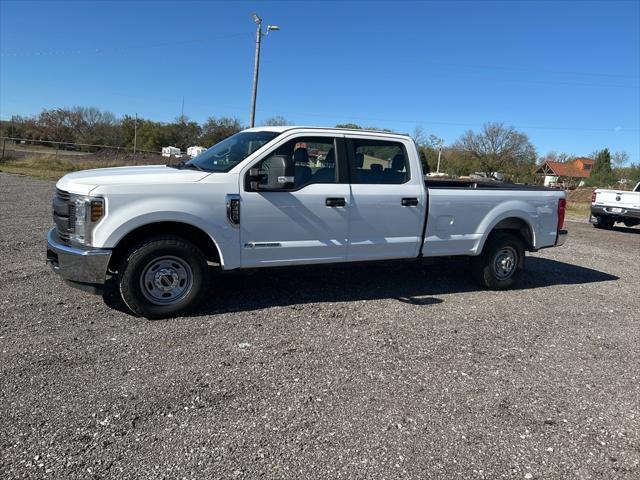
[46, 227, 112, 289]
[590, 205, 640, 221]
[555, 229, 568, 246]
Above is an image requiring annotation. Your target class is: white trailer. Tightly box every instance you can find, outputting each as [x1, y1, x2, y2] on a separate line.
[187, 146, 206, 157]
[162, 146, 181, 157]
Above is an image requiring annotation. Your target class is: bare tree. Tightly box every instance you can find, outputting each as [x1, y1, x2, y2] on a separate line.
[428, 134, 444, 149]
[612, 151, 629, 168]
[455, 122, 537, 176]
[541, 151, 575, 164]
[411, 126, 428, 146]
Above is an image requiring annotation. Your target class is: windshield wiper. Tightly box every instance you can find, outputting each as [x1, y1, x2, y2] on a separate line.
[182, 162, 205, 172]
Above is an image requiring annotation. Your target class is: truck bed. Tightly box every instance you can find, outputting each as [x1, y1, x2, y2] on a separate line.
[425, 178, 554, 191]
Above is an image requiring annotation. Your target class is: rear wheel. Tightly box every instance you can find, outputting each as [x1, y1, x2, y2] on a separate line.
[593, 215, 614, 229]
[118, 235, 210, 319]
[471, 232, 524, 290]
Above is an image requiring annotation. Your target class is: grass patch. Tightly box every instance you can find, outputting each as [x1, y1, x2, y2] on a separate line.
[0, 155, 137, 180]
[566, 201, 591, 219]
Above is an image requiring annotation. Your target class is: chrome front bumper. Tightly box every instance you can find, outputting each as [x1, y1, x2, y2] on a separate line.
[46, 228, 112, 287]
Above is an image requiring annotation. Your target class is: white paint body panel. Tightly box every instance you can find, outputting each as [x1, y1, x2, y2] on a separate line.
[344, 133, 426, 261]
[593, 183, 640, 210]
[55, 127, 566, 272]
[240, 184, 351, 267]
[90, 173, 242, 269]
[424, 189, 561, 256]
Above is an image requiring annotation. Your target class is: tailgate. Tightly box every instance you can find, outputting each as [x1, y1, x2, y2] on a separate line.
[594, 190, 640, 209]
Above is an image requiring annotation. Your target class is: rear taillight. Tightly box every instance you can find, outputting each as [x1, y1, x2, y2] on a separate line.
[558, 198, 566, 231]
[591, 191, 597, 203]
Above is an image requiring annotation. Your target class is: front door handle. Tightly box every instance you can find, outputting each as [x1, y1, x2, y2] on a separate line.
[401, 197, 419, 206]
[326, 197, 346, 207]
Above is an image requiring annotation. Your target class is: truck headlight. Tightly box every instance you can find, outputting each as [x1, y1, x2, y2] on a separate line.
[70, 195, 105, 246]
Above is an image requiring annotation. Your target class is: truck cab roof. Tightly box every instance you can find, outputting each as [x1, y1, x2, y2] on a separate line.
[243, 125, 413, 139]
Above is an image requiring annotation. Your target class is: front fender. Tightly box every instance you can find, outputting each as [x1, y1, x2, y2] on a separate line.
[90, 186, 241, 269]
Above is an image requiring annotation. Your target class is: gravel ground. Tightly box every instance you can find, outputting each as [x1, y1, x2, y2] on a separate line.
[1, 172, 639, 479]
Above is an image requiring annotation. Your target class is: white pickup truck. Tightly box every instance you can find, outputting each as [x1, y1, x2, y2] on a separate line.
[590, 181, 640, 229]
[47, 127, 567, 318]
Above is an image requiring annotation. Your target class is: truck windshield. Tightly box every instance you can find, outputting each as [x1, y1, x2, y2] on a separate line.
[185, 131, 281, 172]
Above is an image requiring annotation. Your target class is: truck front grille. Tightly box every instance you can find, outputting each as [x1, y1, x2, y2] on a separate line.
[52, 189, 74, 244]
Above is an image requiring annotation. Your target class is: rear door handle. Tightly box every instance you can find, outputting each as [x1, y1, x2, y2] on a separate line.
[401, 197, 419, 206]
[326, 197, 346, 207]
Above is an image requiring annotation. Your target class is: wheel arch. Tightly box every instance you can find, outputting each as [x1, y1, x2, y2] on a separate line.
[478, 216, 536, 254]
[107, 221, 223, 273]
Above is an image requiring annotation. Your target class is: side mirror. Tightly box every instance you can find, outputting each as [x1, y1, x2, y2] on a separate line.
[265, 155, 295, 190]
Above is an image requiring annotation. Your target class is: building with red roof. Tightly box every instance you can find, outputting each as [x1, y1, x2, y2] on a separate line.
[535, 157, 595, 187]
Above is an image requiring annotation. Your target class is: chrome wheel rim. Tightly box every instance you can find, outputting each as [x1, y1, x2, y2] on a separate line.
[493, 246, 518, 280]
[140, 255, 193, 305]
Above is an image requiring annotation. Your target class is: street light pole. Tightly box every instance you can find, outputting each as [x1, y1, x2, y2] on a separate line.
[249, 16, 262, 128]
[249, 12, 279, 128]
[133, 113, 138, 154]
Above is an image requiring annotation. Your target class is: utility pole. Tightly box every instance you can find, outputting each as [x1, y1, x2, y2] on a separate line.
[133, 113, 137, 154]
[436, 146, 442, 174]
[249, 12, 279, 128]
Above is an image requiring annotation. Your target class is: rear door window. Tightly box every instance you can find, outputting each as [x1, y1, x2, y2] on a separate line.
[348, 139, 409, 184]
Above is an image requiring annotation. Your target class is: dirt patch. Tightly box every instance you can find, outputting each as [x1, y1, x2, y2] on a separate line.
[567, 187, 595, 204]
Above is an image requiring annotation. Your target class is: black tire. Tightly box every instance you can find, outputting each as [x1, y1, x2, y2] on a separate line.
[118, 235, 210, 319]
[471, 232, 525, 290]
[593, 215, 614, 229]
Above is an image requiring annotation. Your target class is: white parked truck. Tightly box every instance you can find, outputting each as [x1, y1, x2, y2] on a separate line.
[47, 127, 568, 318]
[590, 182, 640, 229]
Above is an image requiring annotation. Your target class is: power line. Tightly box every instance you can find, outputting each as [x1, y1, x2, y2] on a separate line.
[0, 32, 247, 57]
[416, 60, 640, 80]
[421, 70, 638, 90]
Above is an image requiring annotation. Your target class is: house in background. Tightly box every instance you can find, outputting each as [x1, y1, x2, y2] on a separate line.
[536, 157, 595, 188]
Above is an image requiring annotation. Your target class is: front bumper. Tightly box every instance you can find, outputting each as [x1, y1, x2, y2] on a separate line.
[555, 229, 568, 246]
[46, 228, 112, 288]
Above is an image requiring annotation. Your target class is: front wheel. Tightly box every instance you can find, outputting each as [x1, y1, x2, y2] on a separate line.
[471, 232, 525, 290]
[118, 235, 210, 319]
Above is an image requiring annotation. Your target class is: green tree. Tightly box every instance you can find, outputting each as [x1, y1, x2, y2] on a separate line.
[419, 148, 431, 174]
[200, 117, 243, 147]
[588, 148, 615, 186]
[263, 116, 291, 126]
[167, 116, 201, 150]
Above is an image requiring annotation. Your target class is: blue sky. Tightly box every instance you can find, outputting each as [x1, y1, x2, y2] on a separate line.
[1, 0, 639, 162]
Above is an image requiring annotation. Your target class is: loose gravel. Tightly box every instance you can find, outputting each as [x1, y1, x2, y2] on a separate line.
[1, 172, 639, 479]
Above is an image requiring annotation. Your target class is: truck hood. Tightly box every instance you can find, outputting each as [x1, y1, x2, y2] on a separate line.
[56, 165, 210, 195]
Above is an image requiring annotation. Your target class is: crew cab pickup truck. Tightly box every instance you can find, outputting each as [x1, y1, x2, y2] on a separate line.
[590, 181, 640, 229]
[47, 127, 568, 318]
